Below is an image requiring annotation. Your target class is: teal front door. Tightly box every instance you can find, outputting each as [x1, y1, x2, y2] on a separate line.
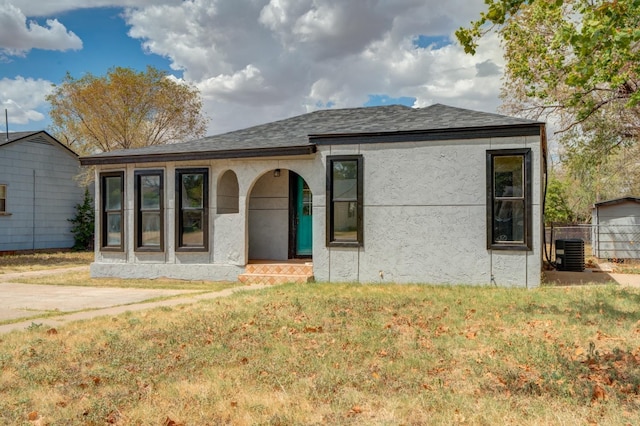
[295, 175, 312, 256]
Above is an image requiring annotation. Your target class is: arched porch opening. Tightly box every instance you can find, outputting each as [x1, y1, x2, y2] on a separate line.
[247, 168, 313, 261]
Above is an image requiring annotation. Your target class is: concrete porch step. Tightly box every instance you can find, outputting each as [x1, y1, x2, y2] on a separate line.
[239, 261, 314, 285]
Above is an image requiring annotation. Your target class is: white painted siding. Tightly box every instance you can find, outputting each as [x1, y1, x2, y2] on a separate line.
[0, 137, 84, 251]
[592, 201, 640, 259]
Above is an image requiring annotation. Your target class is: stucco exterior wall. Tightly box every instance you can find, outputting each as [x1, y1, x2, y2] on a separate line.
[90, 134, 542, 287]
[0, 138, 83, 251]
[315, 134, 542, 287]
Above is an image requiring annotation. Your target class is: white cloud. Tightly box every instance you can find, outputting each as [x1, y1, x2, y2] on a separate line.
[119, 0, 505, 134]
[0, 76, 53, 128]
[4, 0, 507, 134]
[0, 2, 82, 57]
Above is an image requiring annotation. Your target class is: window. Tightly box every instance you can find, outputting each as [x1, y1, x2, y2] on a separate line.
[176, 168, 208, 251]
[101, 172, 124, 251]
[135, 170, 164, 251]
[326, 155, 363, 247]
[0, 184, 6, 213]
[487, 148, 532, 250]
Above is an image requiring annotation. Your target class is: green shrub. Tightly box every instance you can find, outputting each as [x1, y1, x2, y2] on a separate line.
[69, 188, 95, 251]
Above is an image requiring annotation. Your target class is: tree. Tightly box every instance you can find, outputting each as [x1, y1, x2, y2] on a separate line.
[47, 66, 208, 155]
[457, 0, 640, 220]
[68, 188, 95, 251]
[456, 0, 640, 135]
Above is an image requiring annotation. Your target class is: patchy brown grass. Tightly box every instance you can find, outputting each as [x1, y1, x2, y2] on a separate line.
[0, 251, 93, 274]
[14, 271, 238, 291]
[1, 283, 640, 425]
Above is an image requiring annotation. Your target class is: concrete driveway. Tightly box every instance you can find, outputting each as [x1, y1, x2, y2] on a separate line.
[0, 267, 267, 334]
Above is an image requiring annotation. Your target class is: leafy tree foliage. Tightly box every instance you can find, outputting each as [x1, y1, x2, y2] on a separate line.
[544, 175, 575, 224]
[47, 66, 208, 155]
[458, 0, 640, 220]
[456, 0, 640, 132]
[68, 188, 95, 251]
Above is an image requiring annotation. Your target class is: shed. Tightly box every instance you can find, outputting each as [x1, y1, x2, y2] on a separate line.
[0, 131, 85, 252]
[591, 197, 640, 260]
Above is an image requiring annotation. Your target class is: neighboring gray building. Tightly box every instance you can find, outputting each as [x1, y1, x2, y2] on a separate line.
[0, 131, 84, 252]
[80, 104, 547, 287]
[592, 197, 640, 260]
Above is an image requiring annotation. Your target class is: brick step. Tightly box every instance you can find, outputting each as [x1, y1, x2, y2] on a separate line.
[244, 262, 313, 276]
[238, 273, 314, 285]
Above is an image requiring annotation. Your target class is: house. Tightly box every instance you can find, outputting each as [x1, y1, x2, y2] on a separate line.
[0, 131, 84, 252]
[591, 197, 640, 260]
[80, 104, 547, 287]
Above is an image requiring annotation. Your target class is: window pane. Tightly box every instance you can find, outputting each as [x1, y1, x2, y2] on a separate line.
[181, 210, 204, 246]
[333, 201, 358, 241]
[494, 156, 523, 197]
[332, 160, 358, 200]
[182, 174, 204, 208]
[106, 213, 122, 246]
[106, 177, 122, 210]
[141, 175, 161, 209]
[493, 200, 524, 242]
[303, 182, 312, 216]
[0, 185, 5, 198]
[141, 212, 161, 246]
[0, 199, 5, 212]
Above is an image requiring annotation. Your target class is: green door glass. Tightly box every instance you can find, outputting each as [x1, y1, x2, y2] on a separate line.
[296, 176, 312, 256]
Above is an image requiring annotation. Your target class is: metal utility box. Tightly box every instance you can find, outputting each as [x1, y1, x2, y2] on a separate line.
[555, 239, 585, 272]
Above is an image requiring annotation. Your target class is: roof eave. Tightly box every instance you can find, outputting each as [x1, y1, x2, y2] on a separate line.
[593, 197, 640, 208]
[309, 123, 544, 145]
[79, 144, 317, 166]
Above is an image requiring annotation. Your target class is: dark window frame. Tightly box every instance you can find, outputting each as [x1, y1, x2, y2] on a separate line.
[175, 168, 209, 252]
[134, 170, 164, 252]
[326, 155, 364, 247]
[486, 148, 532, 251]
[0, 184, 7, 214]
[100, 171, 125, 252]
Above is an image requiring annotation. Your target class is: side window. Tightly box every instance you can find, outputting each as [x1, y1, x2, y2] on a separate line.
[135, 170, 164, 251]
[176, 168, 208, 251]
[326, 155, 363, 247]
[101, 171, 124, 251]
[0, 184, 6, 213]
[487, 148, 532, 250]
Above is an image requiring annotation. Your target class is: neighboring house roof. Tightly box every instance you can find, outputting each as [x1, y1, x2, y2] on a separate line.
[1, 130, 78, 158]
[593, 197, 640, 208]
[80, 103, 544, 166]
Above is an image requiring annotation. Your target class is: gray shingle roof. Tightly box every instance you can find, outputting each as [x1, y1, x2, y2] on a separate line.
[0, 131, 41, 147]
[80, 103, 543, 165]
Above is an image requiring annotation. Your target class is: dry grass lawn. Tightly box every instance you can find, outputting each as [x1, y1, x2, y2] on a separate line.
[0, 251, 94, 274]
[1, 283, 640, 425]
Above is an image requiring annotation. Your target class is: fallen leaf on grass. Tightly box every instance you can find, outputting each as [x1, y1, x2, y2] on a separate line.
[349, 406, 363, 415]
[27, 411, 38, 421]
[46, 328, 57, 335]
[591, 384, 606, 402]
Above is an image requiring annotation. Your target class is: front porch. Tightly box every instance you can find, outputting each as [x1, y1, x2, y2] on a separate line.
[238, 259, 314, 285]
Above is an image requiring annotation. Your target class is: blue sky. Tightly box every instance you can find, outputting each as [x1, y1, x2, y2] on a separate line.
[0, 1, 503, 136]
[2, 8, 180, 85]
